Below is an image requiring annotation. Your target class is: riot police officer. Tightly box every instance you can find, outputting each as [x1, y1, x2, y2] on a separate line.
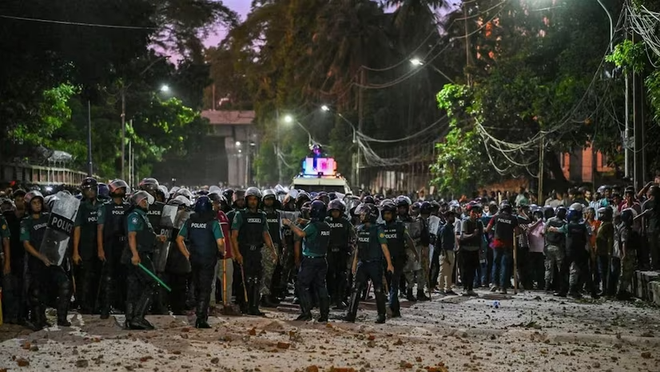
[124, 191, 167, 330]
[397, 196, 430, 301]
[138, 178, 168, 314]
[283, 200, 331, 321]
[176, 196, 225, 328]
[324, 199, 354, 309]
[72, 177, 101, 314]
[381, 200, 416, 318]
[344, 203, 394, 324]
[260, 189, 282, 307]
[21, 191, 72, 329]
[230, 187, 278, 315]
[485, 202, 519, 294]
[565, 203, 597, 299]
[544, 207, 567, 296]
[97, 179, 130, 319]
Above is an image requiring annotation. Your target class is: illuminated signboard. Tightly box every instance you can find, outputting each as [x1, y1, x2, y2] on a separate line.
[302, 157, 337, 177]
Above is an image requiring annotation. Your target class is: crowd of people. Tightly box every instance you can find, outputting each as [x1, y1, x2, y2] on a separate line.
[0, 178, 658, 330]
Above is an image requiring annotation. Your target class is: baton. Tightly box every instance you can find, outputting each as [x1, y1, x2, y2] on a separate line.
[138, 263, 172, 292]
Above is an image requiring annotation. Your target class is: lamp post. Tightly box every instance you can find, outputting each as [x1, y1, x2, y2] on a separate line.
[409, 58, 456, 83]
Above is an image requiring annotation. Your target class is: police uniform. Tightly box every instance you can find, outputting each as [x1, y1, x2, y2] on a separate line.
[544, 216, 566, 292]
[595, 221, 614, 294]
[178, 213, 223, 325]
[345, 223, 388, 322]
[382, 219, 407, 316]
[146, 200, 168, 314]
[98, 199, 130, 317]
[231, 208, 269, 314]
[616, 223, 638, 298]
[74, 198, 101, 313]
[261, 208, 281, 300]
[400, 215, 430, 297]
[2, 209, 27, 324]
[21, 211, 72, 328]
[125, 207, 158, 328]
[325, 215, 354, 308]
[565, 221, 596, 297]
[296, 220, 331, 320]
[488, 212, 518, 291]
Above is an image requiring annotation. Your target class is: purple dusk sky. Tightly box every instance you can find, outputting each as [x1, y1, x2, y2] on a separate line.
[203, 0, 251, 48]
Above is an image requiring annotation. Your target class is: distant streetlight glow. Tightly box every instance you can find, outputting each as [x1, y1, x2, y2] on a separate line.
[284, 115, 294, 124]
[235, 141, 241, 147]
[160, 84, 170, 92]
[410, 58, 423, 66]
[321, 105, 330, 112]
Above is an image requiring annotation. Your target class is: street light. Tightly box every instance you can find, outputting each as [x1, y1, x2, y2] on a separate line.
[235, 141, 241, 147]
[409, 57, 455, 83]
[160, 84, 170, 93]
[410, 58, 423, 66]
[284, 115, 294, 124]
[321, 105, 330, 112]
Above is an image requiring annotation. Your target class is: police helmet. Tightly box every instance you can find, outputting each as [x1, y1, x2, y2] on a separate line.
[81, 177, 98, 191]
[567, 206, 582, 222]
[24, 190, 44, 207]
[98, 183, 110, 200]
[328, 192, 338, 201]
[262, 189, 276, 201]
[395, 195, 412, 208]
[44, 194, 59, 210]
[412, 202, 421, 210]
[109, 179, 130, 196]
[543, 206, 555, 220]
[362, 195, 375, 205]
[194, 195, 213, 214]
[168, 195, 192, 207]
[555, 206, 568, 220]
[419, 201, 433, 215]
[175, 188, 194, 201]
[131, 190, 154, 207]
[222, 188, 234, 202]
[158, 185, 170, 201]
[598, 206, 613, 222]
[309, 200, 327, 220]
[139, 178, 160, 192]
[500, 201, 512, 214]
[620, 208, 637, 226]
[380, 199, 397, 218]
[245, 187, 262, 200]
[328, 199, 346, 214]
[170, 186, 181, 196]
[0, 198, 15, 213]
[355, 203, 379, 223]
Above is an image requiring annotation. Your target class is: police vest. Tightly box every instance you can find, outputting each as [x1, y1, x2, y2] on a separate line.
[265, 209, 281, 244]
[356, 224, 383, 262]
[146, 201, 165, 231]
[102, 201, 129, 242]
[128, 211, 157, 253]
[401, 215, 423, 244]
[545, 218, 565, 245]
[493, 213, 516, 242]
[186, 213, 217, 262]
[303, 221, 331, 257]
[382, 221, 405, 258]
[25, 213, 49, 269]
[78, 200, 99, 251]
[238, 209, 266, 247]
[566, 222, 587, 252]
[325, 216, 350, 249]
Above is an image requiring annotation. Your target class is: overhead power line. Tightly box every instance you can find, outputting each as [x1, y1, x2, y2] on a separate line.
[0, 14, 157, 30]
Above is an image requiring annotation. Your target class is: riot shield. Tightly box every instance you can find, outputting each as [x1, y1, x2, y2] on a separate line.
[153, 205, 178, 272]
[278, 210, 300, 225]
[40, 192, 80, 266]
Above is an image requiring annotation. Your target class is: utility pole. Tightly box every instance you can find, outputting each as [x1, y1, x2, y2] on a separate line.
[276, 110, 282, 185]
[121, 87, 126, 181]
[538, 135, 544, 204]
[632, 32, 646, 190]
[87, 100, 93, 176]
[357, 68, 365, 190]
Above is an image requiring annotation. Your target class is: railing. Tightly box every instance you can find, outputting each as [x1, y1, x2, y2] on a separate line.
[0, 163, 92, 187]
